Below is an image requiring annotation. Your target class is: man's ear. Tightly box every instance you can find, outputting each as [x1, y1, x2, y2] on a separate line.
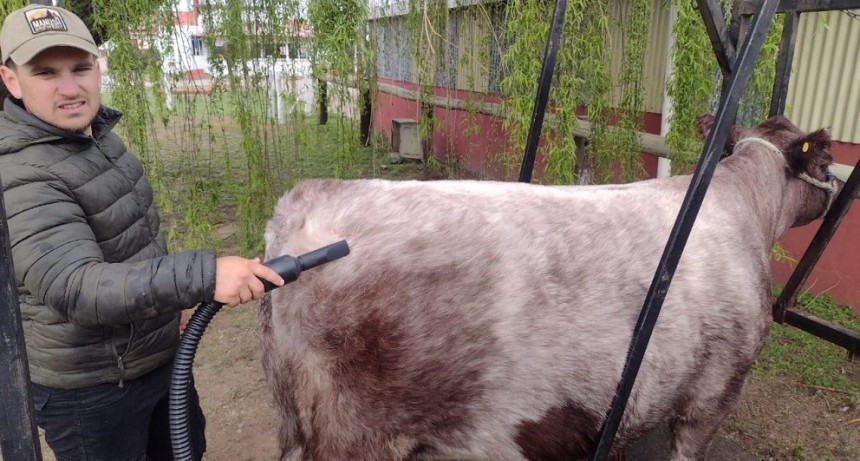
[0, 65, 22, 99]
[785, 129, 832, 177]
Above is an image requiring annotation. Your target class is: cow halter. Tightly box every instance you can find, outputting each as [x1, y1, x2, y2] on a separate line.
[734, 137, 838, 219]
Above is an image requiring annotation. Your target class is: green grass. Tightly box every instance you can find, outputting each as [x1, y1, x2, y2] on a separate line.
[126, 91, 429, 255]
[755, 287, 860, 401]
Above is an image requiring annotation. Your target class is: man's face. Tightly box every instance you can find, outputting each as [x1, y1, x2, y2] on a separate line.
[0, 47, 101, 135]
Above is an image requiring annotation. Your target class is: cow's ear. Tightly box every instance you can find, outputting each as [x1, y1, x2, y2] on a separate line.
[785, 129, 832, 176]
[696, 113, 738, 158]
[696, 113, 714, 140]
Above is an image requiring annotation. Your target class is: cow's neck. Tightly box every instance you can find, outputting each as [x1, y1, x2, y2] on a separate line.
[718, 138, 803, 247]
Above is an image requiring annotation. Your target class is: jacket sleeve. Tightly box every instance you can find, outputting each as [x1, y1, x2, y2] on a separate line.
[3, 164, 217, 328]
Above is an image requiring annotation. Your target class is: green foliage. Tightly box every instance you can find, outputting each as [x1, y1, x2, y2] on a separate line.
[90, 0, 174, 162]
[611, 0, 650, 183]
[405, 0, 447, 149]
[666, 0, 784, 168]
[771, 241, 797, 264]
[151, 101, 377, 253]
[84, 0, 377, 253]
[307, 0, 371, 165]
[739, 14, 784, 126]
[497, 0, 552, 179]
[499, 0, 649, 185]
[665, 0, 716, 166]
[0, 0, 28, 20]
[81, 0, 789, 254]
[307, 0, 366, 73]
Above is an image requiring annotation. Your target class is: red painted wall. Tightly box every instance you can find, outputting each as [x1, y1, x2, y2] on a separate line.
[373, 80, 860, 313]
[770, 143, 860, 312]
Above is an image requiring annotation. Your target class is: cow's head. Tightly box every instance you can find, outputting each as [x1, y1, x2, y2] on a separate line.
[776, 124, 838, 225]
[697, 113, 840, 225]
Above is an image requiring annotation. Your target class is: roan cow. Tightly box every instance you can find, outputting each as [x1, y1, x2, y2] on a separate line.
[260, 115, 840, 460]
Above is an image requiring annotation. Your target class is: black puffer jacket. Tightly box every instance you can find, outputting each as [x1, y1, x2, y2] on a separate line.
[0, 98, 216, 388]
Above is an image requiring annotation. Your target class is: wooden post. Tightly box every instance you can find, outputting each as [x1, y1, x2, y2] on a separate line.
[574, 136, 591, 185]
[318, 78, 328, 125]
[420, 99, 434, 162]
[0, 176, 42, 461]
[359, 84, 372, 147]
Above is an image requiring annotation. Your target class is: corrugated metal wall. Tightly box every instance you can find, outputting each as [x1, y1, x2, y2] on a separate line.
[454, 9, 490, 93]
[607, 0, 670, 114]
[786, 10, 860, 144]
[373, 4, 859, 144]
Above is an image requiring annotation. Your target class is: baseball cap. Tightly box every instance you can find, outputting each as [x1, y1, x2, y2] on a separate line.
[0, 4, 99, 65]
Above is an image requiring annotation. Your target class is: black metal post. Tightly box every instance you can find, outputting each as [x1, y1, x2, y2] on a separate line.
[773, 156, 860, 322]
[769, 11, 800, 117]
[0, 177, 43, 461]
[736, 0, 860, 15]
[517, 0, 567, 183]
[588, 1, 781, 459]
[697, 0, 736, 78]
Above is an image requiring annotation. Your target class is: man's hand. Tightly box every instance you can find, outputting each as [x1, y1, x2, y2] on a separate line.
[214, 256, 285, 307]
[179, 309, 190, 334]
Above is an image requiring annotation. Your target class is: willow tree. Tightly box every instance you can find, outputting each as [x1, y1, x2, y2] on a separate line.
[499, 0, 638, 183]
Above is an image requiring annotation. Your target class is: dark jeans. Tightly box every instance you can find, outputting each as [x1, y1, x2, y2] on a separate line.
[31, 362, 206, 461]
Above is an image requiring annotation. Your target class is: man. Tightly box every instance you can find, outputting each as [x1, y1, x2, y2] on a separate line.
[0, 5, 284, 460]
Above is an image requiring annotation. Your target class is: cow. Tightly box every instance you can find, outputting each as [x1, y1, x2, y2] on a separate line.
[259, 115, 839, 460]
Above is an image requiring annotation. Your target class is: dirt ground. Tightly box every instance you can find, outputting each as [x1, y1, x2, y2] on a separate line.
[21, 300, 858, 461]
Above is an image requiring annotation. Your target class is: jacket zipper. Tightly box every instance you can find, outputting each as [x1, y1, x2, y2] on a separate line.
[117, 354, 125, 388]
[90, 134, 141, 388]
[113, 323, 135, 388]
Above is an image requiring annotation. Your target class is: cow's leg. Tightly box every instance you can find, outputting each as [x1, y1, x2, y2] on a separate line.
[668, 367, 751, 461]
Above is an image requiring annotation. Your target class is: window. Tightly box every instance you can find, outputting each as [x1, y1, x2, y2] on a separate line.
[191, 36, 202, 56]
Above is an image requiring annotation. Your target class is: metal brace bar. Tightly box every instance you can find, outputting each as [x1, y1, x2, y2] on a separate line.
[736, 0, 860, 15]
[784, 309, 860, 360]
[697, 0, 736, 77]
[518, 0, 567, 183]
[769, 10, 800, 117]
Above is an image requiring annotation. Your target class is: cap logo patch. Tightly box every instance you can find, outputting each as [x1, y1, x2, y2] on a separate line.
[25, 8, 68, 35]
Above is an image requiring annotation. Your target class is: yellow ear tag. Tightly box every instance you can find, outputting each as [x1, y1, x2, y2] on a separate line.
[802, 142, 810, 153]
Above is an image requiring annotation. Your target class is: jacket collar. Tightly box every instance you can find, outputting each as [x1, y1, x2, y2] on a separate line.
[3, 96, 122, 142]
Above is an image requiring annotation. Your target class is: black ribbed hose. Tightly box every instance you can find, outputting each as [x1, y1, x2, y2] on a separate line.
[169, 240, 350, 461]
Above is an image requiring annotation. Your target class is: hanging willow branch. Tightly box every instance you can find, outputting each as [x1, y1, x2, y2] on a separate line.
[499, 0, 650, 185]
[666, 0, 783, 169]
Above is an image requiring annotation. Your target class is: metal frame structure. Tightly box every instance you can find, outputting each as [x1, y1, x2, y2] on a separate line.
[517, 0, 860, 458]
[2, 1, 860, 461]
